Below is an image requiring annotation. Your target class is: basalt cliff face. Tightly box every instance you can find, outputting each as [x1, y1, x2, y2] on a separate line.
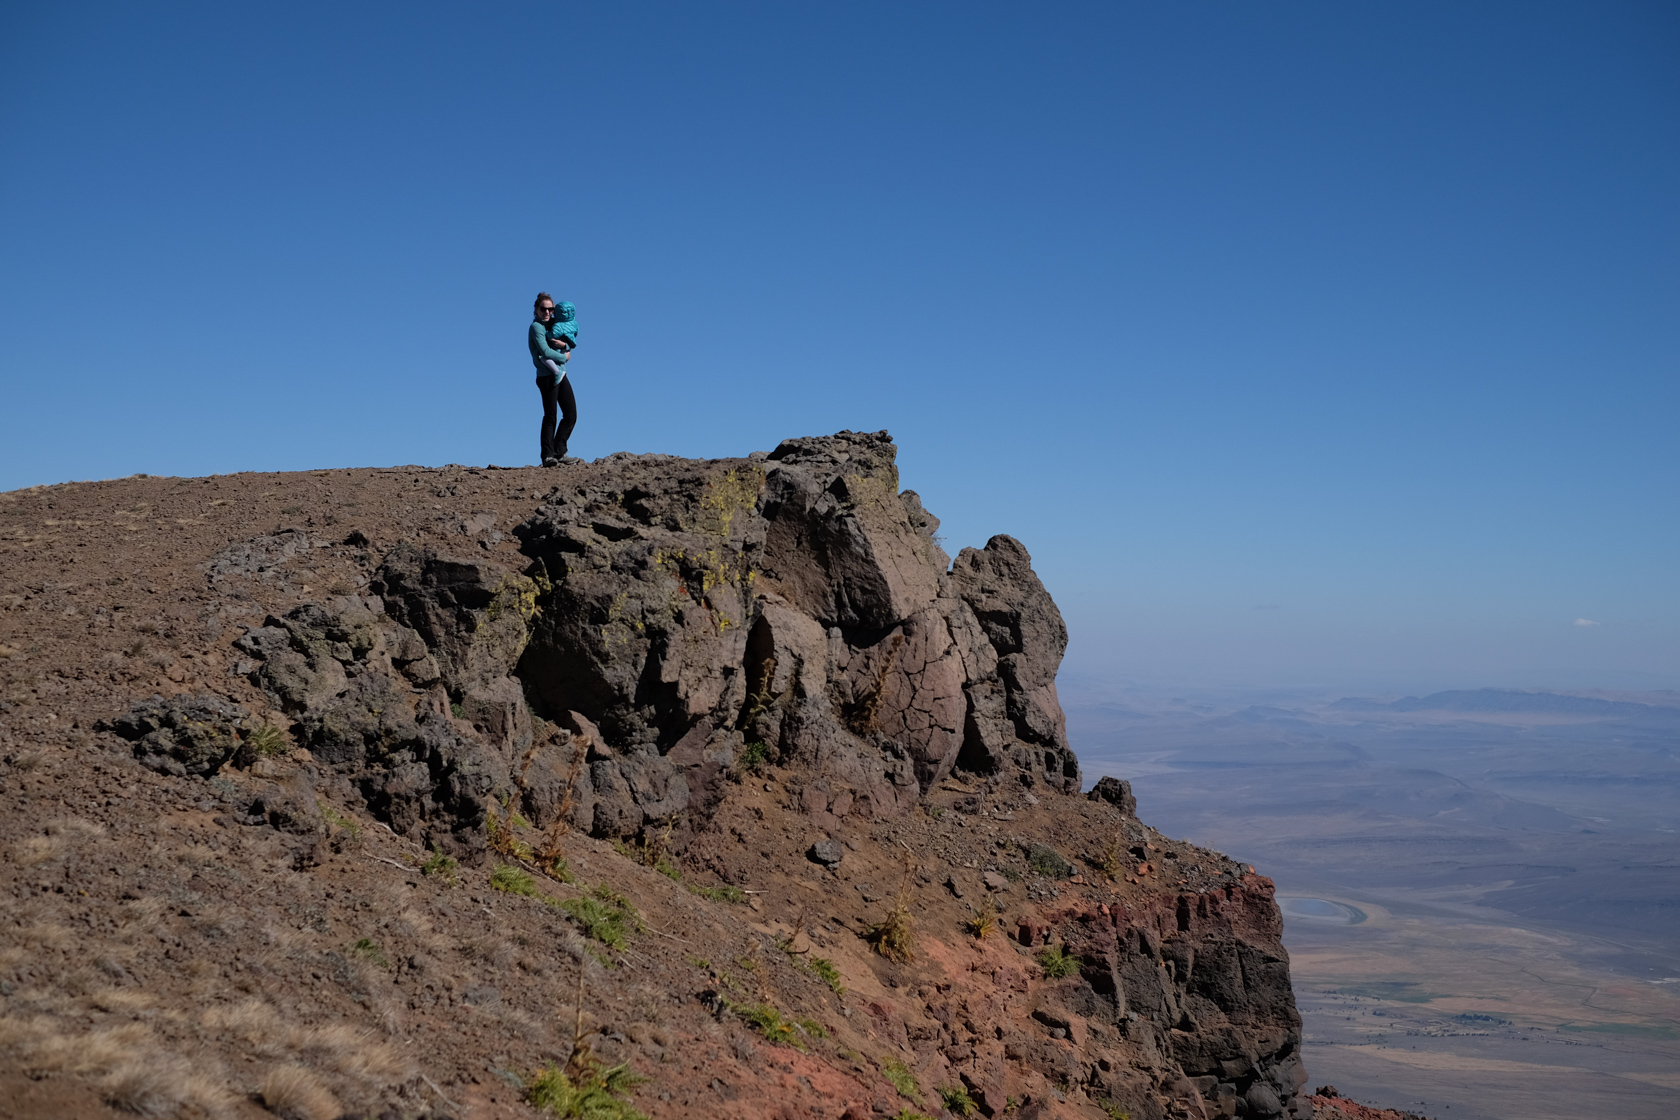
[0, 433, 1312, 1120]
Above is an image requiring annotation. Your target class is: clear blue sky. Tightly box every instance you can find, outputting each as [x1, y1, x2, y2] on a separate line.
[3, 3, 1676, 692]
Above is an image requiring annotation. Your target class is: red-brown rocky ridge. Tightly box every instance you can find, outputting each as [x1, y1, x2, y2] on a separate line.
[0, 432, 1374, 1120]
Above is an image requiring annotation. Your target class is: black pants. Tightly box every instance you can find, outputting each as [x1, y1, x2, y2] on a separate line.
[537, 372, 577, 462]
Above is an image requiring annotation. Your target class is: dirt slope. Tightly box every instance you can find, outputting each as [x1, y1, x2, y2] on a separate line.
[1, 437, 1334, 1120]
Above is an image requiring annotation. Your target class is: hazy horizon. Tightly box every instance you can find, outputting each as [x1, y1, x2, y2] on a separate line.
[1063, 673, 1680, 1119]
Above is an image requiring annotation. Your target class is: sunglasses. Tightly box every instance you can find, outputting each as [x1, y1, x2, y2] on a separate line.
[537, 305, 555, 314]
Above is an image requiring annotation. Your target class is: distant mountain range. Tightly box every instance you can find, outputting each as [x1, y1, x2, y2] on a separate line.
[1330, 688, 1680, 719]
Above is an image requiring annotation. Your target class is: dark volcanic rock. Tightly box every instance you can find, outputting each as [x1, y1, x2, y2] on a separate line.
[1053, 875, 1310, 1120]
[104, 693, 254, 777]
[509, 431, 1080, 842]
[1088, 775, 1138, 816]
[233, 596, 507, 861]
[231, 433, 1085, 854]
[948, 534, 1078, 790]
[809, 838, 844, 867]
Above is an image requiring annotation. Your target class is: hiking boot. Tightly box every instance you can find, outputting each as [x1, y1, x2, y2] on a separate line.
[542, 457, 561, 468]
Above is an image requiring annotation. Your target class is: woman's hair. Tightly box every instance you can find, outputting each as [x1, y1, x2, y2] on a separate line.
[534, 291, 555, 311]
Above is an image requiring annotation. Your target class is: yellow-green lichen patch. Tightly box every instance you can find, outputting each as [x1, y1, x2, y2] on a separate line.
[697, 467, 764, 539]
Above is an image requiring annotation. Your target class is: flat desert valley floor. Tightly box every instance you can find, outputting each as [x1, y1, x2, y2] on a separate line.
[1067, 684, 1680, 1120]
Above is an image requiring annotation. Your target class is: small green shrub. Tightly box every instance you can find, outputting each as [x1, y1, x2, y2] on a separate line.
[1026, 842, 1073, 879]
[558, 888, 640, 950]
[317, 802, 362, 839]
[450, 702, 465, 718]
[247, 723, 288, 758]
[738, 740, 770, 772]
[689, 883, 746, 903]
[560, 898, 627, 949]
[490, 864, 536, 896]
[421, 848, 459, 885]
[592, 884, 638, 912]
[526, 1061, 648, 1120]
[938, 1086, 979, 1117]
[882, 1058, 920, 1102]
[733, 1003, 807, 1050]
[1037, 943, 1079, 979]
[349, 937, 389, 968]
[795, 1017, 826, 1040]
[893, 1112, 934, 1120]
[1099, 1105, 1132, 1120]
[807, 956, 844, 995]
[547, 856, 576, 883]
[688, 956, 710, 969]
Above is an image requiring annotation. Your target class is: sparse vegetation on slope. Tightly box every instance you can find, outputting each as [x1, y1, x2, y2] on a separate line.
[527, 1060, 648, 1120]
[0, 439, 1318, 1120]
[1038, 943, 1080, 979]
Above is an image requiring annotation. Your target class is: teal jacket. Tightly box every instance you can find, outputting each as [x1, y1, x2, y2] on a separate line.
[550, 301, 578, 347]
[528, 319, 570, 369]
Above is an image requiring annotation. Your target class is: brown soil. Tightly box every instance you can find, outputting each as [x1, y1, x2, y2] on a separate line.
[2, 464, 1291, 1120]
[1308, 1093, 1427, 1120]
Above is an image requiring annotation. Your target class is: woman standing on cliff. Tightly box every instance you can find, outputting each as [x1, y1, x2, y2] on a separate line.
[528, 292, 578, 467]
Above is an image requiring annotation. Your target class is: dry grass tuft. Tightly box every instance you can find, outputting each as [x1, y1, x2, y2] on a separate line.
[14, 834, 67, 865]
[0, 1016, 154, 1076]
[101, 1055, 231, 1117]
[258, 1064, 341, 1120]
[0, 1014, 53, 1054]
[292, 1022, 407, 1082]
[119, 896, 170, 934]
[201, 1003, 407, 1084]
[866, 888, 916, 964]
[89, 988, 158, 1015]
[13, 920, 74, 951]
[202, 998, 285, 1054]
[102, 1063, 180, 1117]
[460, 934, 516, 968]
[1099, 834, 1123, 880]
[177, 841, 225, 867]
[496, 1005, 550, 1043]
[46, 815, 108, 840]
[865, 855, 918, 963]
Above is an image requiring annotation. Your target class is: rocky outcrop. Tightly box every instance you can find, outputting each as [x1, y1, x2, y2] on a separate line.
[216, 433, 1076, 854]
[1078, 876, 1306, 1119]
[102, 692, 256, 777]
[202, 433, 1305, 1118]
[231, 573, 530, 861]
[1090, 774, 1139, 816]
[511, 430, 1078, 841]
